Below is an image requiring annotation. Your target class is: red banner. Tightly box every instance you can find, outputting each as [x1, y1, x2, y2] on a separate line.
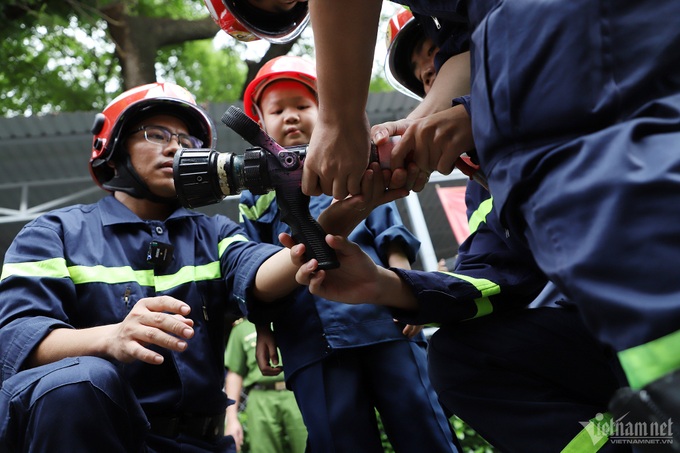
[435, 185, 470, 244]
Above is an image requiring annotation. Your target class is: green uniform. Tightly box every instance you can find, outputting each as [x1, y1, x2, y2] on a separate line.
[224, 319, 307, 453]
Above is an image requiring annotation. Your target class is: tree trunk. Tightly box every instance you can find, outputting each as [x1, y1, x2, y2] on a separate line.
[101, 2, 220, 89]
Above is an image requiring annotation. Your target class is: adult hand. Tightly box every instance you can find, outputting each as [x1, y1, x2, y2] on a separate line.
[390, 105, 475, 186]
[302, 113, 372, 199]
[107, 296, 194, 365]
[371, 119, 429, 191]
[318, 162, 408, 237]
[291, 234, 383, 304]
[281, 233, 418, 311]
[373, 106, 475, 192]
[255, 323, 283, 376]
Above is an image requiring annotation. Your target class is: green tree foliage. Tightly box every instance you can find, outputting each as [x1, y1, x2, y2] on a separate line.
[369, 76, 394, 93]
[156, 40, 246, 104]
[1, 12, 117, 115]
[0, 0, 246, 117]
[1, 0, 394, 118]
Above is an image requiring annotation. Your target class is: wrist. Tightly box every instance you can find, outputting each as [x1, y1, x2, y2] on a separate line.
[317, 104, 368, 126]
[375, 267, 418, 310]
[97, 324, 118, 359]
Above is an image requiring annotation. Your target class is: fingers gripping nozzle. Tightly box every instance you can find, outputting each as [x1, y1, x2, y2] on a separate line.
[174, 107, 339, 269]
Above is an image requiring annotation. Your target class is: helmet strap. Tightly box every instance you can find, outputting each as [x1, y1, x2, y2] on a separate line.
[253, 104, 268, 134]
[102, 154, 178, 205]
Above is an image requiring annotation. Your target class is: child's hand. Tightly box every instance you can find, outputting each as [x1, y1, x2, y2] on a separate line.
[399, 322, 424, 339]
[317, 162, 408, 237]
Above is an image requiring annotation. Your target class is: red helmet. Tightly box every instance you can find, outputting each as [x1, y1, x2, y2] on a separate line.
[385, 8, 426, 100]
[90, 82, 215, 190]
[243, 55, 317, 122]
[204, 0, 309, 44]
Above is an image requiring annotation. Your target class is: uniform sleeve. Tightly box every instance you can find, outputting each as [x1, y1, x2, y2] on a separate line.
[433, 23, 470, 73]
[215, 216, 287, 321]
[363, 202, 421, 266]
[452, 94, 471, 115]
[0, 220, 74, 381]
[389, 186, 547, 325]
[231, 193, 297, 324]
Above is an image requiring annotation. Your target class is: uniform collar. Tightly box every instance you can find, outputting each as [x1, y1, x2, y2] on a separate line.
[98, 194, 204, 227]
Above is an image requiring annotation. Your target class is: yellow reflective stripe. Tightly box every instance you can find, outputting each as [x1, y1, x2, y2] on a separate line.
[468, 197, 493, 234]
[3, 234, 249, 290]
[449, 272, 500, 297]
[561, 412, 612, 453]
[69, 265, 155, 286]
[472, 297, 493, 319]
[1, 258, 69, 281]
[238, 192, 277, 222]
[447, 272, 500, 318]
[218, 234, 249, 258]
[618, 328, 680, 389]
[154, 262, 221, 292]
[70, 262, 223, 290]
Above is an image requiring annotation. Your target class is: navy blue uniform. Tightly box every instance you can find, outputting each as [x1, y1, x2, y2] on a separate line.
[239, 192, 459, 453]
[0, 195, 282, 452]
[398, 0, 680, 394]
[401, 182, 628, 452]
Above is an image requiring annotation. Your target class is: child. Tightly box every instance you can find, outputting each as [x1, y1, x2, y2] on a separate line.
[238, 55, 460, 453]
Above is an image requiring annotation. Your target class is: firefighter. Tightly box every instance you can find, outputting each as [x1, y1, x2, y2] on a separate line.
[286, 9, 633, 453]
[299, 2, 680, 448]
[0, 81, 399, 452]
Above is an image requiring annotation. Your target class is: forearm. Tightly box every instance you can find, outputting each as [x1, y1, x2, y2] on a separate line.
[310, 0, 382, 121]
[408, 51, 471, 120]
[253, 248, 300, 302]
[26, 324, 116, 368]
[374, 267, 418, 311]
[225, 372, 244, 422]
[387, 243, 412, 270]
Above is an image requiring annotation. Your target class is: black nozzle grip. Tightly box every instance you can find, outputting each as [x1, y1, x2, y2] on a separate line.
[276, 187, 339, 270]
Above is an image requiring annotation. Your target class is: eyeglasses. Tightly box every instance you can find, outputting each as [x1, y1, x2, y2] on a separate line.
[133, 125, 203, 149]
